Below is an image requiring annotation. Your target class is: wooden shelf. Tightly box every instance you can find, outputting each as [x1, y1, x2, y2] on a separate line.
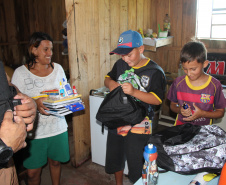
[143, 36, 173, 52]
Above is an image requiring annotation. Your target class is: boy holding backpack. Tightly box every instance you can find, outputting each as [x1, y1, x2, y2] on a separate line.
[167, 41, 225, 126]
[104, 30, 166, 184]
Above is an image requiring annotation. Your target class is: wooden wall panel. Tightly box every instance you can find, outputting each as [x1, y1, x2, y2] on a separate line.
[0, 0, 68, 72]
[99, 0, 111, 86]
[120, 0, 128, 33]
[170, 0, 183, 47]
[149, 0, 157, 33]
[167, 50, 176, 73]
[137, 0, 144, 29]
[128, 0, 137, 31]
[109, 0, 121, 68]
[202, 39, 226, 53]
[181, 0, 197, 45]
[67, 0, 91, 166]
[0, 0, 20, 67]
[143, 0, 152, 31]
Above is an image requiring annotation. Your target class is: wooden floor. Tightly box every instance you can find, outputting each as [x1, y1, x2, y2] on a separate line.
[19, 159, 132, 185]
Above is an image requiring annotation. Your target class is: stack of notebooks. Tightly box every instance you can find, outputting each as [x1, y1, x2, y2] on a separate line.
[43, 95, 85, 116]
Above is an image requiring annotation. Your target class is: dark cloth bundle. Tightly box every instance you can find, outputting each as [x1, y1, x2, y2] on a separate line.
[148, 123, 226, 175]
[0, 61, 18, 125]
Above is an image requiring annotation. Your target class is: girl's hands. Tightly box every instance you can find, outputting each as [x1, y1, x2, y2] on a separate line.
[35, 97, 50, 115]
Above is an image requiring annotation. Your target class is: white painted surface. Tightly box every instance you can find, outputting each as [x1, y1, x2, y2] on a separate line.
[89, 95, 128, 174]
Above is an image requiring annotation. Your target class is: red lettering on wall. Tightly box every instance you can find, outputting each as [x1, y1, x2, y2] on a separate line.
[206, 61, 225, 75]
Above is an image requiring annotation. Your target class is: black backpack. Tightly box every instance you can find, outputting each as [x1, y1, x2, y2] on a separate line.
[148, 123, 226, 175]
[96, 60, 166, 132]
[0, 61, 19, 125]
[96, 86, 146, 131]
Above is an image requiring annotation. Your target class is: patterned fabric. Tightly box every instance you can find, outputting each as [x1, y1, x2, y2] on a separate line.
[167, 75, 226, 126]
[117, 68, 145, 92]
[163, 125, 226, 172]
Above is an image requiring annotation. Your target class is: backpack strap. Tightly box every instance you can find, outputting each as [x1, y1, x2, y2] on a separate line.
[102, 123, 105, 134]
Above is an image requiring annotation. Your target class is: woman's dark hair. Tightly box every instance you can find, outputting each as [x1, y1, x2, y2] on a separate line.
[26, 32, 54, 70]
[180, 41, 207, 64]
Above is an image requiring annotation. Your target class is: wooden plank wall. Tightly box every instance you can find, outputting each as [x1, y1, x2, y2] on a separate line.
[65, 0, 155, 166]
[0, 0, 68, 73]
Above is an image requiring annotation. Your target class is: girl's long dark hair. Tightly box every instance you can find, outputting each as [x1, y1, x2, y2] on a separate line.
[26, 32, 54, 70]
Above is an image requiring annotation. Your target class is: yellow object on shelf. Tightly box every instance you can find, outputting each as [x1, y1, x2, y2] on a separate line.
[138, 28, 144, 38]
[151, 32, 158, 38]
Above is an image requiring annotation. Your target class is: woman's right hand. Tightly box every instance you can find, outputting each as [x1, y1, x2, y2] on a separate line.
[35, 97, 50, 115]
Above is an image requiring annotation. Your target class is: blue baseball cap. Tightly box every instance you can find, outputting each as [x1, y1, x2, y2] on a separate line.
[109, 30, 143, 55]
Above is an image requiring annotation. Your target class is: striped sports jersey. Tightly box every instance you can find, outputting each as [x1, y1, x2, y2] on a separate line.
[167, 75, 226, 125]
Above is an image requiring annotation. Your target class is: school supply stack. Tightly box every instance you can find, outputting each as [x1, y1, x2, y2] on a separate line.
[147, 123, 226, 176]
[41, 78, 84, 116]
[43, 96, 84, 116]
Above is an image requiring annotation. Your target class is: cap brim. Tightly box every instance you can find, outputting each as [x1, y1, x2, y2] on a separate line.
[109, 48, 134, 55]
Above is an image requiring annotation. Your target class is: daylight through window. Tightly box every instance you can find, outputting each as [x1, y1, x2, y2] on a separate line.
[196, 0, 226, 40]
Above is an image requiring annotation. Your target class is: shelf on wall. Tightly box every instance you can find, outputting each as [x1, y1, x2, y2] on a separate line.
[143, 36, 173, 52]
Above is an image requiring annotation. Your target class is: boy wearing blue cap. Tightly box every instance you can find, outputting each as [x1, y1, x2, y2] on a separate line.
[104, 30, 166, 184]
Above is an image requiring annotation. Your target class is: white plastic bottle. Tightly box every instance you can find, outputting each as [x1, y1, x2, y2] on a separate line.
[62, 78, 73, 96]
